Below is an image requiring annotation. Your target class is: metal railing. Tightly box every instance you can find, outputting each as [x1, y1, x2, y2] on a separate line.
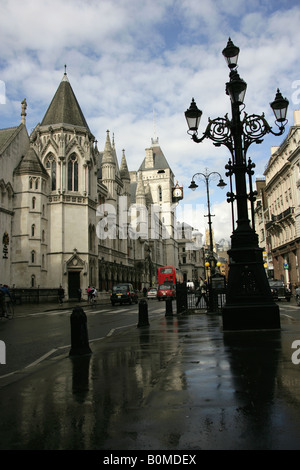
[187, 290, 227, 312]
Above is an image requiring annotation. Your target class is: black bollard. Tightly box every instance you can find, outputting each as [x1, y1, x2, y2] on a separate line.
[69, 306, 92, 356]
[165, 297, 173, 316]
[137, 298, 149, 327]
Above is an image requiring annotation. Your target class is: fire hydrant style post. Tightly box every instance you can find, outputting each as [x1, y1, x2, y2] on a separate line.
[69, 307, 92, 356]
[137, 298, 149, 327]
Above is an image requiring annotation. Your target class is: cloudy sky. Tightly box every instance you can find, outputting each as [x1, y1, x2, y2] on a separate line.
[0, 0, 299, 243]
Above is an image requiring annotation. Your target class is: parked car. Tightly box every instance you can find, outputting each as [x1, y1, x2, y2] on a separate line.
[157, 284, 176, 301]
[268, 279, 291, 302]
[147, 288, 158, 299]
[110, 283, 138, 305]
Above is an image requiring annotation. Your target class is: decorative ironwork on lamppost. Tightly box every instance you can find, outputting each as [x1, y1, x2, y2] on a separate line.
[185, 37, 289, 331]
[189, 170, 226, 311]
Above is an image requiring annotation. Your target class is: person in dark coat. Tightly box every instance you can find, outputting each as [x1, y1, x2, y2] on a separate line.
[58, 285, 64, 305]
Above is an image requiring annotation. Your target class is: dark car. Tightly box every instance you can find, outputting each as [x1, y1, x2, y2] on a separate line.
[157, 284, 176, 301]
[110, 283, 138, 306]
[268, 279, 291, 302]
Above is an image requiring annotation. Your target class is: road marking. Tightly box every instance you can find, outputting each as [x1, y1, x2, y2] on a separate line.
[25, 348, 59, 368]
[0, 309, 165, 382]
[281, 313, 298, 321]
[280, 305, 300, 310]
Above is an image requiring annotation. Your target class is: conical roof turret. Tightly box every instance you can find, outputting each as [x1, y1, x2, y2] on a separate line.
[14, 144, 49, 177]
[41, 72, 90, 131]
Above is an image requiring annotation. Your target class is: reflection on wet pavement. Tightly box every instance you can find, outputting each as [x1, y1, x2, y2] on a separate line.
[1, 313, 300, 449]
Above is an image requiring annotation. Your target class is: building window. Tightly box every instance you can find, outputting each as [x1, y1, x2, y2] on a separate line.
[31, 224, 35, 237]
[88, 168, 91, 195]
[158, 186, 162, 202]
[31, 275, 35, 287]
[45, 154, 56, 191]
[31, 250, 35, 263]
[68, 154, 78, 191]
[32, 197, 36, 209]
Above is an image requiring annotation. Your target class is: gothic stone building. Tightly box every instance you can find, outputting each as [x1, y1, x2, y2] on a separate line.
[0, 73, 179, 299]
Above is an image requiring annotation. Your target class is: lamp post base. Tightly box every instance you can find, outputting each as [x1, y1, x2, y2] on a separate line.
[222, 226, 281, 331]
[222, 303, 280, 331]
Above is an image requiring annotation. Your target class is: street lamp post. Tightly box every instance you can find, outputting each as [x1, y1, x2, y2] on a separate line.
[189, 170, 226, 311]
[185, 38, 289, 331]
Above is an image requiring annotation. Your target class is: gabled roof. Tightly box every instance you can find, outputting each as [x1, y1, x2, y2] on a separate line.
[41, 73, 90, 130]
[0, 124, 27, 155]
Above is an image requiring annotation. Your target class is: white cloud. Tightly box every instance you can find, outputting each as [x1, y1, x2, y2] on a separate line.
[0, 0, 299, 243]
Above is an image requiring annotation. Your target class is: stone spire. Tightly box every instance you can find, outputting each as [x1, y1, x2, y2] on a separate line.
[120, 149, 130, 180]
[136, 171, 146, 205]
[102, 130, 115, 164]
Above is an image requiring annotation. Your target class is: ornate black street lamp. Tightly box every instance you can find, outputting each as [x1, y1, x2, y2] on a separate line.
[189, 170, 226, 311]
[185, 38, 289, 331]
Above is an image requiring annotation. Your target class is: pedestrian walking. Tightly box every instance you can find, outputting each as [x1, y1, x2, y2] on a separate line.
[195, 278, 208, 308]
[87, 286, 92, 303]
[91, 287, 97, 302]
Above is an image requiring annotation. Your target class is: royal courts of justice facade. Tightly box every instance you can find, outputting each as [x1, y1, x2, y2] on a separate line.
[0, 72, 186, 299]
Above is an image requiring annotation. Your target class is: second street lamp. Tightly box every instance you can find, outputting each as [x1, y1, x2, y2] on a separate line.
[189, 170, 226, 312]
[185, 38, 289, 331]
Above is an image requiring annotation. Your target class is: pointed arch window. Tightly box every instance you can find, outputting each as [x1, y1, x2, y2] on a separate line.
[158, 186, 162, 202]
[68, 154, 78, 191]
[45, 154, 56, 191]
[31, 224, 35, 237]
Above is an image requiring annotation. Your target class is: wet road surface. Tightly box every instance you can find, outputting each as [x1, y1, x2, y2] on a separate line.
[1, 309, 300, 450]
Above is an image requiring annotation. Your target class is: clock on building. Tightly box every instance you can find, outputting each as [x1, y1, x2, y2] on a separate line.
[172, 184, 183, 201]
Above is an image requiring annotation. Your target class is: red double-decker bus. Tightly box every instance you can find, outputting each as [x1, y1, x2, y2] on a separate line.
[158, 266, 183, 286]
